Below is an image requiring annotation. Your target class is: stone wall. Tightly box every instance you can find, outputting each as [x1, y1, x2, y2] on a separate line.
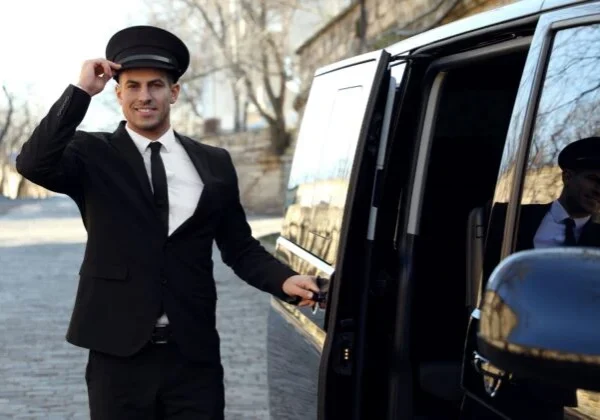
[294, 0, 515, 110]
[199, 130, 293, 215]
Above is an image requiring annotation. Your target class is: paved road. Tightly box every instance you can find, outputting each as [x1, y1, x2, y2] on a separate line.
[0, 196, 283, 420]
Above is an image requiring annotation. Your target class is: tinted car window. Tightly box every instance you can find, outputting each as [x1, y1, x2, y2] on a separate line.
[520, 23, 600, 419]
[283, 83, 366, 265]
[521, 24, 600, 204]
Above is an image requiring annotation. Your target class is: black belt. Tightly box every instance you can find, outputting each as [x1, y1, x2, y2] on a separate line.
[151, 325, 172, 344]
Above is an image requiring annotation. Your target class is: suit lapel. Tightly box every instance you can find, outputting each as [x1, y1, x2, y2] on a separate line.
[176, 133, 215, 186]
[109, 121, 157, 210]
[517, 203, 552, 251]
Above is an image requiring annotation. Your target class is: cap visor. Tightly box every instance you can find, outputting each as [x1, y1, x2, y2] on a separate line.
[116, 60, 178, 75]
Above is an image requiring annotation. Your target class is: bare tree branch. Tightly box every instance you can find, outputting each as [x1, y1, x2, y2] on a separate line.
[213, 0, 228, 43]
[244, 76, 274, 124]
[181, 65, 232, 82]
[179, 84, 204, 119]
[151, 0, 332, 152]
[0, 85, 14, 147]
[181, 0, 225, 46]
[6, 106, 31, 150]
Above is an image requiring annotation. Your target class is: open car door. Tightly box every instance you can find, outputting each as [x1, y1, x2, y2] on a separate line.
[303, 50, 393, 420]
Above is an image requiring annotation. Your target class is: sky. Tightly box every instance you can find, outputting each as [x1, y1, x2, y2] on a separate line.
[0, 0, 153, 130]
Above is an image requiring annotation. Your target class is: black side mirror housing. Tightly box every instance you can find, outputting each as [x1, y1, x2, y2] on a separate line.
[478, 247, 600, 391]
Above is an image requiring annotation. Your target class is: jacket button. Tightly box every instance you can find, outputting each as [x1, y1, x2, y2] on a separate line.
[161, 277, 168, 285]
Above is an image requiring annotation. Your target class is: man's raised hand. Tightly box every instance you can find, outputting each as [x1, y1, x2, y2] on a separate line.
[77, 59, 121, 96]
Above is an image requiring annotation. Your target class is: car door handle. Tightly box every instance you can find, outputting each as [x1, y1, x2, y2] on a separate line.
[310, 276, 328, 314]
[472, 351, 512, 397]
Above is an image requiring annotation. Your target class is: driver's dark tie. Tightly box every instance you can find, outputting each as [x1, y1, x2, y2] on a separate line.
[149, 142, 169, 234]
[563, 217, 577, 246]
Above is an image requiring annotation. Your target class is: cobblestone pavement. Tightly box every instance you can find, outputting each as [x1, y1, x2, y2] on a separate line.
[0, 196, 283, 420]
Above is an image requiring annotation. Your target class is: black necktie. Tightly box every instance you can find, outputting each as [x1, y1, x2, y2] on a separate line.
[563, 218, 577, 246]
[149, 142, 169, 233]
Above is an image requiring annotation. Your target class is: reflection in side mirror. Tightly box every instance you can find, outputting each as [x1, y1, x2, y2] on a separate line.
[478, 247, 600, 392]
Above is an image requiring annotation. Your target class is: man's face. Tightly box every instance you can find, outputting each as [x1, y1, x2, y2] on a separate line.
[116, 68, 180, 139]
[563, 169, 600, 215]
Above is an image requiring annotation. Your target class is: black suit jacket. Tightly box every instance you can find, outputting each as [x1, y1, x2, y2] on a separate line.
[16, 84, 297, 362]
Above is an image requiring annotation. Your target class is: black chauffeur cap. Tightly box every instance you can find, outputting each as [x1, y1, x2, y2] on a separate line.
[106, 25, 189, 83]
[558, 137, 600, 171]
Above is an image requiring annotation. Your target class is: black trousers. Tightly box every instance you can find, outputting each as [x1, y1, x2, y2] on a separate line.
[85, 342, 225, 420]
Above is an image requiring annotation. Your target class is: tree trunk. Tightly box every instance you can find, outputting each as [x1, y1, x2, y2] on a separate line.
[0, 85, 14, 148]
[268, 119, 290, 156]
[358, 0, 367, 53]
[242, 99, 249, 132]
[16, 176, 27, 199]
[231, 81, 242, 132]
[0, 163, 5, 197]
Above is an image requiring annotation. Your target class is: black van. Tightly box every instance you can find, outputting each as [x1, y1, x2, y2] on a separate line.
[267, 1, 600, 419]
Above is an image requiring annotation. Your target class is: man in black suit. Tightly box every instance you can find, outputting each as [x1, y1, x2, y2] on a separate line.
[486, 136, 600, 267]
[516, 137, 600, 251]
[475, 136, 600, 419]
[16, 25, 319, 420]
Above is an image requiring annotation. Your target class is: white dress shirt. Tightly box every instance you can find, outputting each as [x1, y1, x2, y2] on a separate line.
[533, 200, 590, 248]
[126, 124, 204, 325]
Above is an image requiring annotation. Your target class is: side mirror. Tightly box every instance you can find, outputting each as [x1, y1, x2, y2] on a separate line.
[478, 247, 600, 391]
